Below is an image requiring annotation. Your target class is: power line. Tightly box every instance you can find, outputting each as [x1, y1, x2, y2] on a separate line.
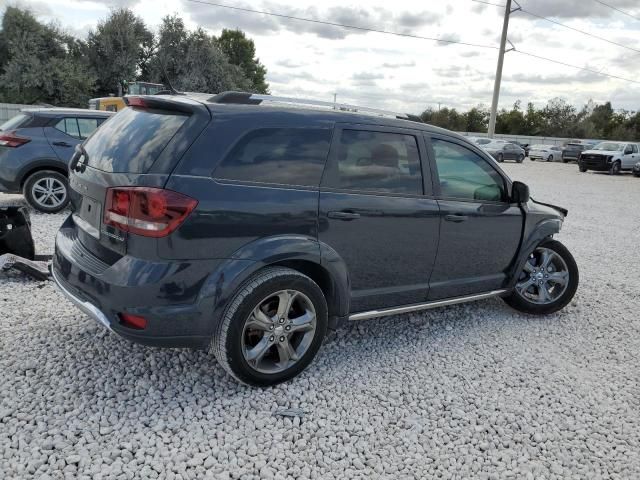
[473, 0, 640, 54]
[515, 49, 640, 84]
[518, 6, 640, 54]
[592, 0, 640, 21]
[185, 0, 499, 50]
[188, 0, 640, 86]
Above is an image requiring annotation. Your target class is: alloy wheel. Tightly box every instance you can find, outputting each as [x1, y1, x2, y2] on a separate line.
[515, 247, 570, 305]
[31, 177, 67, 209]
[241, 289, 317, 374]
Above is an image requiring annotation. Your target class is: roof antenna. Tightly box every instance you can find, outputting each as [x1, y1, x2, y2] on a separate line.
[156, 56, 183, 96]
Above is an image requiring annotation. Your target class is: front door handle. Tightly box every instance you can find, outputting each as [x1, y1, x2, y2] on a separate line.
[328, 211, 361, 221]
[444, 214, 469, 223]
[53, 141, 72, 147]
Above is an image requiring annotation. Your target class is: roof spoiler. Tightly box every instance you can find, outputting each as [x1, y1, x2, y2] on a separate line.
[208, 91, 423, 123]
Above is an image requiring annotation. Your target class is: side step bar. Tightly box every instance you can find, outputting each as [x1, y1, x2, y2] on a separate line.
[349, 290, 507, 321]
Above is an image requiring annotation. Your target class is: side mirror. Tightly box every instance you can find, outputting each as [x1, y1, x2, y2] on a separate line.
[511, 181, 530, 204]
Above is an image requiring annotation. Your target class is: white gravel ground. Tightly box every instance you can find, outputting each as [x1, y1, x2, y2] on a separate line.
[1, 161, 639, 479]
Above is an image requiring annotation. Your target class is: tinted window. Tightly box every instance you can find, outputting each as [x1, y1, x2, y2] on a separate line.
[83, 107, 187, 173]
[432, 139, 506, 202]
[77, 118, 100, 139]
[215, 128, 331, 187]
[632, 144, 639, 153]
[325, 130, 422, 195]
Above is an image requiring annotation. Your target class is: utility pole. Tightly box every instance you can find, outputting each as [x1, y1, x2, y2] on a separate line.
[333, 93, 337, 109]
[488, 0, 513, 138]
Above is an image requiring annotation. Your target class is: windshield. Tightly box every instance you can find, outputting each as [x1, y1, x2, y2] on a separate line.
[0, 113, 30, 131]
[593, 142, 623, 151]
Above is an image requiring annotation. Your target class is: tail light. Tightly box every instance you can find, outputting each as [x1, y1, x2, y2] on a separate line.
[104, 187, 197, 238]
[119, 313, 147, 330]
[0, 131, 30, 147]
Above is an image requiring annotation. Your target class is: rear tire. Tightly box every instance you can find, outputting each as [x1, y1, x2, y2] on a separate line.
[547, 155, 554, 162]
[504, 239, 578, 315]
[23, 170, 69, 213]
[211, 267, 328, 386]
[579, 164, 587, 172]
[497, 153, 504, 163]
[517, 154, 524, 163]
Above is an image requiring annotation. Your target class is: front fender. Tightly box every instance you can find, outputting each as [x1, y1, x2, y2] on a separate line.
[507, 217, 562, 289]
[196, 235, 350, 337]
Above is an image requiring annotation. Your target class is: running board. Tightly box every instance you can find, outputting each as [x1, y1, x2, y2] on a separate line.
[348, 290, 507, 321]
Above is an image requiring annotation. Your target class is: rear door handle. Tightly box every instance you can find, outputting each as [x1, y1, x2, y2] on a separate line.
[53, 141, 72, 147]
[444, 214, 469, 223]
[328, 211, 361, 220]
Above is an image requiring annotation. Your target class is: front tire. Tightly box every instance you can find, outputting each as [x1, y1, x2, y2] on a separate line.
[579, 164, 587, 172]
[23, 170, 69, 213]
[497, 153, 504, 163]
[517, 154, 524, 163]
[504, 239, 578, 315]
[547, 155, 554, 162]
[609, 161, 621, 175]
[211, 267, 328, 386]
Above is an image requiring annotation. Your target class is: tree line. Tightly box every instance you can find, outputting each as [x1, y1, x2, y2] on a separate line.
[421, 99, 640, 141]
[0, 7, 269, 107]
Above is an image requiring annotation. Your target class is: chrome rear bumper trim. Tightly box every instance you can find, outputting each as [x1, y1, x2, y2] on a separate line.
[52, 267, 112, 331]
[349, 290, 507, 321]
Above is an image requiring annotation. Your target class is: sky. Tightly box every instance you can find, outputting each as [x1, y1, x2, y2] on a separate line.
[3, 0, 640, 115]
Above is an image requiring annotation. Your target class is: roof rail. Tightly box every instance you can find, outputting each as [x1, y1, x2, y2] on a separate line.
[208, 91, 423, 123]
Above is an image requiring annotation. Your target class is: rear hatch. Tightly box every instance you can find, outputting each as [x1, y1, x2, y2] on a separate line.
[68, 96, 211, 261]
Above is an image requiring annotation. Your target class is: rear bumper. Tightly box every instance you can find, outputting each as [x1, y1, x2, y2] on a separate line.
[52, 217, 225, 349]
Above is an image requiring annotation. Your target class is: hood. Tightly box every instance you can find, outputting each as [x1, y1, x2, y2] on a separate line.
[582, 149, 619, 156]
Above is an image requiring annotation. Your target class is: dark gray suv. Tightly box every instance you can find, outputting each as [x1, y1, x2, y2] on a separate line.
[0, 108, 112, 212]
[52, 93, 579, 386]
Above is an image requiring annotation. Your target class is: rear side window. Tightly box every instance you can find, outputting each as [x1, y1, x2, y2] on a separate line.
[324, 130, 422, 195]
[55, 118, 81, 138]
[83, 107, 187, 173]
[214, 128, 331, 187]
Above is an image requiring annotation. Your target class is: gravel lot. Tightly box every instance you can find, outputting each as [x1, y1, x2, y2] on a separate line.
[1, 161, 639, 479]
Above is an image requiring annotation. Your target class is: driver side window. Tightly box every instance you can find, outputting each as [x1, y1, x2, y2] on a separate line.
[431, 138, 506, 202]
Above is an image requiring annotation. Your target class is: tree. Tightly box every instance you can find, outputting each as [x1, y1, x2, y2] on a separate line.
[217, 29, 269, 93]
[0, 7, 94, 106]
[149, 16, 252, 94]
[86, 8, 153, 96]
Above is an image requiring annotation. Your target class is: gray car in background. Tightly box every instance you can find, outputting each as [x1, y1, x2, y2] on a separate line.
[0, 108, 112, 212]
[485, 142, 525, 163]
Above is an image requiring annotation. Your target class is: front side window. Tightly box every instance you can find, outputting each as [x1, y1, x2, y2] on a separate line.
[324, 129, 422, 195]
[214, 128, 331, 187]
[431, 138, 506, 202]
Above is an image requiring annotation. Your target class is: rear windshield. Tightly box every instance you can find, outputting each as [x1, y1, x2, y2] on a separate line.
[83, 107, 188, 173]
[0, 113, 30, 131]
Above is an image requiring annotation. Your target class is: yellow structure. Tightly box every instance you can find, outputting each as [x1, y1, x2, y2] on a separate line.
[88, 82, 165, 112]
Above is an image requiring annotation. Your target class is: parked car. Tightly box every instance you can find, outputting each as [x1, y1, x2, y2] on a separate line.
[561, 142, 596, 163]
[512, 141, 530, 157]
[578, 142, 640, 174]
[468, 136, 509, 151]
[529, 145, 563, 162]
[52, 93, 579, 386]
[485, 142, 525, 163]
[0, 108, 113, 212]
